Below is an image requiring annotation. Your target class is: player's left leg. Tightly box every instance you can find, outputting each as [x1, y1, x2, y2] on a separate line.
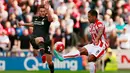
[43, 40, 55, 73]
[45, 53, 54, 73]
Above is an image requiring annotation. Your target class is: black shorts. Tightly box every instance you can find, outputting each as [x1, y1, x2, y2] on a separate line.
[29, 34, 51, 54]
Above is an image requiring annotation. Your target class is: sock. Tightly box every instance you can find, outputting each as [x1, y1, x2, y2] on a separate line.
[63, 49, 80, 58]
[49, 63, 54, 73]
[89, 62, 96, 73]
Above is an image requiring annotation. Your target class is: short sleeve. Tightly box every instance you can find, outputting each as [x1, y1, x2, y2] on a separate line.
[97, 22, 105, 30]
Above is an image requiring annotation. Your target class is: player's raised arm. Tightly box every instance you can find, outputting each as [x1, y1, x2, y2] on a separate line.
[44, 1, 53, 22]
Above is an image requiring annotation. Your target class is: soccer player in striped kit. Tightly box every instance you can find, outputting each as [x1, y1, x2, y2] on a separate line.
[56, 9, 108, 73]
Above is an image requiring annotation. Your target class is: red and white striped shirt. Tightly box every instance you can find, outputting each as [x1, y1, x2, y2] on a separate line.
[89, 20, 108, 49]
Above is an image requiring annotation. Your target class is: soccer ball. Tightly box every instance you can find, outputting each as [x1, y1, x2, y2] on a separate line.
[54, 42, 65, 52]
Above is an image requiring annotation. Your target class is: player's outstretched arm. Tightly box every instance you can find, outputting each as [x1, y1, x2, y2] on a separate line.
[44, 1, 53, 22]
[19, 22, 33, 27]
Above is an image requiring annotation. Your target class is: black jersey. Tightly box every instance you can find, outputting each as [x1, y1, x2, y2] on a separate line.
[32, 16, 50, 37]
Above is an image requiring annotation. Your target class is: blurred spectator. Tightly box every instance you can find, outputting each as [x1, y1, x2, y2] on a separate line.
[0, 4, 8, 22]
[25, 14, 33, 24]
[103, 14, 111, 27]
[0, 17, 4, 31]
[122, 8, 130, 23]
[66, 0, 75, 9]
[15, 25, 26, 39]
[4, 21, 15, 36]
[71, 6, 80, 39]
[27, 0, 36, 14]
[60, 20, 66, 33]
[86, 0, 95, 9]
[8, 13, 18, 28]
[108, 29, 118, 49]
[56, 1, 67, 19]
[22, 6, 34, 22]
[0, 30, 10, 52]
[82, 1, 91, 12]
[95, 0, 105, 16]
[65, 25, 78, 49]
[64, 13, 74, 33]
[123, 0, 130, 12]
[102, 48, 117, 71]
[105, 0, 113, 11]
[9, 0, 23, 20]
[114, 15, 120, 25]
[51, 27, 65, 48]
[73, 0, 82, 8]
[125, 15, 130, 34]
[18, 29, 31, 50]
[105, 18, 116, 36]
[116, 7, 123, 17]
[49, 14, 60, 39]
[118, 27, 130, 49]
[80, 7, 89, 44]
[116, 17, 126, 36]
[8, 28, 17, 51]
[115, 0, 125, 9]
[52, 0, 64, 10]
[105, 9, 112, 17]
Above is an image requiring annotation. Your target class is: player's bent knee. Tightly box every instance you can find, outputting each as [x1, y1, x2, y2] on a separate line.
[35, 37, 44, 44]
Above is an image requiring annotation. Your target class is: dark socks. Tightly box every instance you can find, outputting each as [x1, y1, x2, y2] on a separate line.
[49, 63, 54, 73]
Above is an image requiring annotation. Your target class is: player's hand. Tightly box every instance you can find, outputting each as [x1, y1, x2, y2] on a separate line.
[18, 21, 24, 26]
[44, 1, 50, 10]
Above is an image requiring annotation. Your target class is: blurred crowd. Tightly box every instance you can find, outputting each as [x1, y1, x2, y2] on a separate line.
[0, 0, 130, 57]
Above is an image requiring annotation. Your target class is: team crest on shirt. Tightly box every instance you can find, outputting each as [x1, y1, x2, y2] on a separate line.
[96, 50, 100, 55]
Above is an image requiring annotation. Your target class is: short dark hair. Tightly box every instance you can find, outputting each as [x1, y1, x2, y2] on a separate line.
[88, 9, 98, 18]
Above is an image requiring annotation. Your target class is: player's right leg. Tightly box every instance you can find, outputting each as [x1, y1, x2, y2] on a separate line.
[29, 35, 46, 63]
[62, 44, 90, 58]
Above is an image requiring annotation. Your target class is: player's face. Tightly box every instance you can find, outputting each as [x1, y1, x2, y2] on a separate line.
[88, 13, 95, 23]
[39, 8, 47, 17]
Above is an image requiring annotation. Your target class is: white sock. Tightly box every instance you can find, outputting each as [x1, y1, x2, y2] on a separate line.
[63, 49, 80, 58]
[89, 62, 96, 73]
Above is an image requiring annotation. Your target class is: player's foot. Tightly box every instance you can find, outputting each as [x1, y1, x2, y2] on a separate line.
[42, 55, 46, 63]
[53, 50, 64, 61]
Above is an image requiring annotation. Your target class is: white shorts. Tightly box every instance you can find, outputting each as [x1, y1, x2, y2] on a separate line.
[83, 44, 105, 58]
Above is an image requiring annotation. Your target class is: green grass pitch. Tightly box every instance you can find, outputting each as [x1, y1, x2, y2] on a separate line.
[1, 70, 130, 73]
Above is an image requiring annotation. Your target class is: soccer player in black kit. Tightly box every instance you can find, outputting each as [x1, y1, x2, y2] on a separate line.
[19, 1, 54, 73]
